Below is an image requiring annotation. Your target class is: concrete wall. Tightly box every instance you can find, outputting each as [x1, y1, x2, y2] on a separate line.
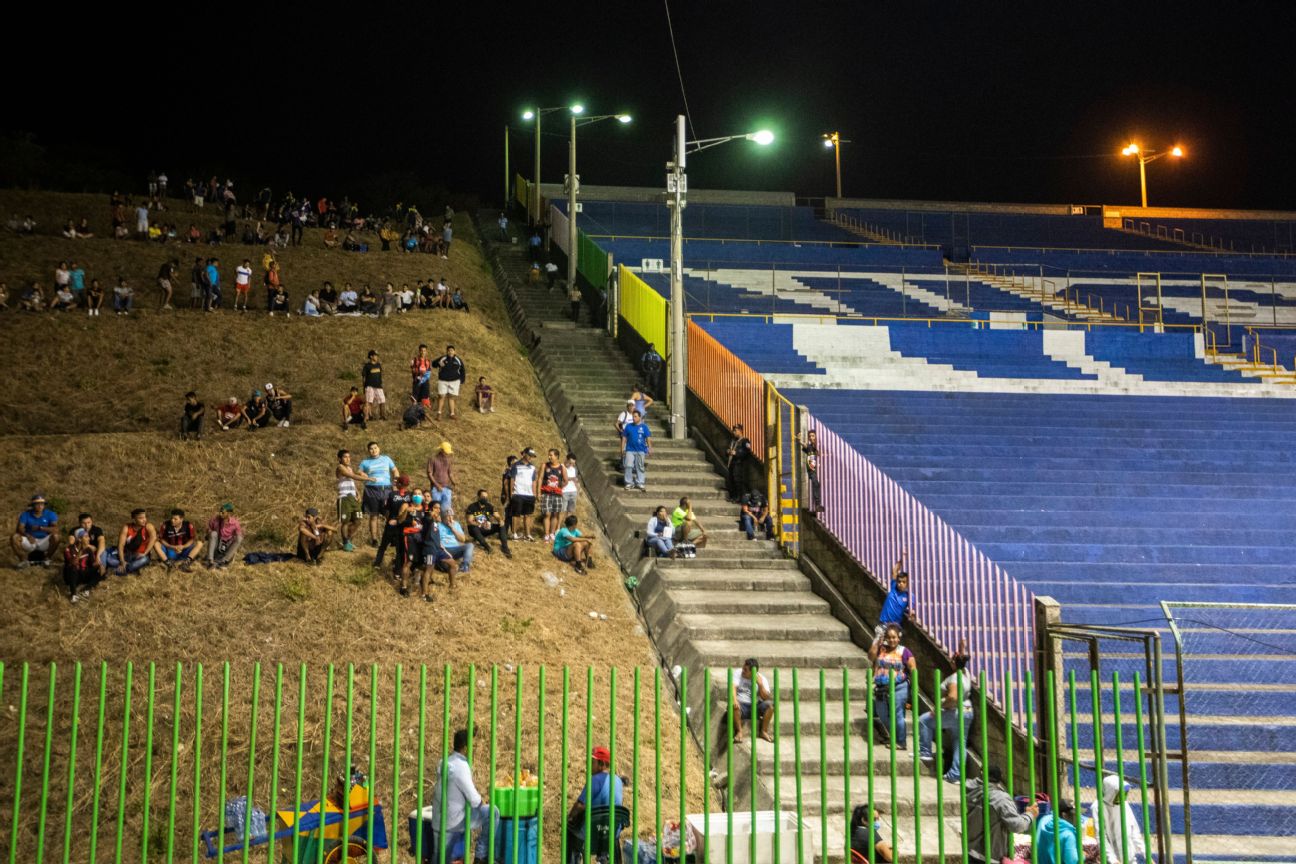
[1102, 204, 1296, 221]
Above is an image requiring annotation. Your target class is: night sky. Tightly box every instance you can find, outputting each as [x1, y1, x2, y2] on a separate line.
[7, 2, 1294, 210]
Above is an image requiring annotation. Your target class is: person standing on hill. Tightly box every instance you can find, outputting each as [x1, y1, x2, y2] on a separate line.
[539, 449, 567, 542]
[505, 448, 539, 541]
[359, 441, 399, 547]
[190, 256, 205, 309]
[426, 441, 457, 512]
[802, 428, 822, 514]
[156, 258, 178, 310]
[203, 257, 222, 311]
[234, 258, 253, 311]
[361, 350, 386, 421]
[335, 449, 371, 553]
[411, 344, 433, 407]
[433, 345, 466, 420]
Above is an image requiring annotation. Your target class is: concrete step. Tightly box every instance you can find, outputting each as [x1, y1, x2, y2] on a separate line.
[652, 552, 794, 567]
[690, 640, 875, 669]
[665, 589, 829, 615]
[654, 570, 811, 592]
[673, 613, 853, 643]
[775, 774, 962, 816]
[748, 736, 921, 777]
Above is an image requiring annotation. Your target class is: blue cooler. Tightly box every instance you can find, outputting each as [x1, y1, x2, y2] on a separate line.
[408, 807, 466, 864]
[498, 816, 538, 864]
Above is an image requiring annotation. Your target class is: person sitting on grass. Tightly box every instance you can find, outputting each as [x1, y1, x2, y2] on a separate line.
[246, 390, 274, 429]
[739, 490, 775, 541]
[155, 508, 203, 572]
[63, 526, 106, 603]
[730, 658, 774, 744]
[342, 386, 367, 430]
[645, 506, 676, 559]
[269, 284, 291, 316]
[302, 288, 322, 317]
[0, 282, 9, 311]
[464, 489, 511, 558]
[113, 278, 134, 314]
[85, 279, 104, 315]
[359, 284, 380, 315]
[206, 503, 243, 569]
[849, 804, 894, 863]
[51, 284, 76, 311]
[437, 508, 474, 576]
[12, 492, 59, 568]
[671, 496, 708, 549]
[217, 396, 245, 430]
[338, 283, 359, 314]
[318, 281, 338, 314]
[296, 508, 336, 565]
[19, 282, 45, 312]
[552, 515, 595, 575]
[402, 396, 430, 430]
[474, 377, 495, 413]
[105, 509, 157, 575]
[180, 391, 205, 440]
[265, 382, 293, 427]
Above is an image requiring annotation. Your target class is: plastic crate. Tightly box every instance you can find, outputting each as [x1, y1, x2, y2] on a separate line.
[491, 786, 540, 819]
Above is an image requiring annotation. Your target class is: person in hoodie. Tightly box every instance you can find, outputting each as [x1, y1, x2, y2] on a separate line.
[964, 765, 1036, 863]
[1035, 798, 1080, 864]
[1090, 775, 1145, 864]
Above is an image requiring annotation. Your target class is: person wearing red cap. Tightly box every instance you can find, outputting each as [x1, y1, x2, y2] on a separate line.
[566, 744, 624, 858]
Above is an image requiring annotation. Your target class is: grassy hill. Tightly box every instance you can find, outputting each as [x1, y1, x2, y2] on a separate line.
[0, 190, 705, 861]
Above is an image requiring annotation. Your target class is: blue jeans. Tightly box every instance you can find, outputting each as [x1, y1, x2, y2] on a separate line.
[740, 512, 774, 540]
[114, 294, 133, 312]
[873, 679, 910, 747]
[445, 543, 474, 572]
[440, 803, 499, 861]
[647, 535, 673, 556]
[623, 451, 645, 488]
[428, 486, 452, 512]
[103, 549, 150, 573]
[919, 708, 973, 779]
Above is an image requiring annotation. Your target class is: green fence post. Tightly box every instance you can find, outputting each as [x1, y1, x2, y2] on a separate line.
[514, 668, 525, 864]
[1045, 670, 1062, 864]
[365, 665, 378, 864]
[655, 668, 663, 864]
[725, 668, 733, 864]
[844, 669, 853, 864]
[866, 669, 875, 864]
[62, 663, 83, 864]
[394, 664, 406, 864]
[165, 664, 183, 864]
[679, 667, 687, 864]
[583, 668, 593, 864]
[9, 661, 29, 864]
[702, 668, 711, 864]
[140, 663, 156, 864]
[467, 665, 477, 762]
[558, 667, 569, 864]
[190, 663, 204, 864]
[35, 664, 56, 864]
[317, 665, 335, 864]
[792, 669, 804, 864]
[1132, 672, 1154, 863]
[911, 684, 922, 864]
[92, 662, 110, 864]
[215, 663, 229, 864]
[1112, 672, 1131, 864]
[888, 672, 898, 860]
[438, 665, 452, 864]
[1067, 671, 1082, 849]
[609, 669, 619, 864]
[489, 666, 500, 864]
[1089, 669, 1106, 864]
[772, 669, 781, 864]
[241, 663, 262, 864]
[267, 665, 284, 864]
[292, 665, 306, 864]
[632, 669, 640, 864]
[819, 670, 828, 864]
[978, 671, 991, 864]
[750, 677, 757, 864]
[538, 666, 546, 864]
[955, 670, 967, 864]
[415, 664, 427, 864]
[1025, 668, 1037, 864]
[934, 669, 944, 864]
[343, 664, 356, 864]
[114, 661, 135, 864]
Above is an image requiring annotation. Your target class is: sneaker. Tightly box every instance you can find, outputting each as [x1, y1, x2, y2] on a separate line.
[180, 560, 193, 573]
[70, 593, 80, 604]
[573, 563, 586, 575]
[586, 558, 597, 570]
[343, 541, 354, 552]
[15, 561, 30, 570]
[399, 586, 410, 597]
[502, 549, 513, 559]
[422, 594, 434, 603]
[479, 543, 493, 554]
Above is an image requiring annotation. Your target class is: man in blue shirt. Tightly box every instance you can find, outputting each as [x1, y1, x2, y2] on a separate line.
[12, 492, 59, 567]
[204, 257, 221, 310]
[359, 441, 399, 547]
[436, 508, 474, 580]
[566, 745, 624, 859]
[874, 551, 910, 646]
[620, 410, 651, 491]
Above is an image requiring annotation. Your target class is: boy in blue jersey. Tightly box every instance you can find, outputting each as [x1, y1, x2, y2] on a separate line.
[873, 551, 910, 647]
[620, 410, 651, 490]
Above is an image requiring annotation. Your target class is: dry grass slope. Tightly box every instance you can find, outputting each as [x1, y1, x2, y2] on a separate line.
[0, 190, 706, 861]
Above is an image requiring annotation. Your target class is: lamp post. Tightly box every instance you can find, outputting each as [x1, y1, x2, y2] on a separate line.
[522, 105, 575, 225]
[821, 131, 850, 199]
[666, 115, 774, 439]
[565, 109, 632, 301]
[1121, 143, 1184, 208]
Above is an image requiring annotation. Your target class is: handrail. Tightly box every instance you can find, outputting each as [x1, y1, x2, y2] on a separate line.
[685, 311, 1204, 333]
[585, 232, 943, 251]
[970, 241, 1296, 260]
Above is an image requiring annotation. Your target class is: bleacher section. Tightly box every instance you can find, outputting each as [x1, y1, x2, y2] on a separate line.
[779, 388, 1296, 847]
[555, 200, 861, 243]
[972, 247, 1296, 279]
[1121, 215, 1296, 254]
[598, 237, 945, 269]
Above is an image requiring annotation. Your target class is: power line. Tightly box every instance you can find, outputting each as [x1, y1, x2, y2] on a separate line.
[663, 0, 696, 141]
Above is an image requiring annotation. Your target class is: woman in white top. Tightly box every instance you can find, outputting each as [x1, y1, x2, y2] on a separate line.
[562, 454, 579, 513]
[646, 506, 675, 558]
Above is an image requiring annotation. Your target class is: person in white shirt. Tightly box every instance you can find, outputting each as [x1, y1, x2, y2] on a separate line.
[338, 284, 359, 314]
[428, 729, 500, 861]
[645, 506, 675, 558]
[729, 658, 774, 743]
[234, 259, 253, 311]
[398, 285, 415, 312]
[918, 640, 974, 782]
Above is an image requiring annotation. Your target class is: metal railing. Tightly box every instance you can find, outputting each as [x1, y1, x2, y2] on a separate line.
[0, 659, 1164, 864]
[685, 320, 766, 459]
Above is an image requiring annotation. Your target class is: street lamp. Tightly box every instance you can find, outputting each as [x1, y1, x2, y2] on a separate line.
[521, 104, 582, 225]
[821, 131, 850, 198]
[1121, 142, 1184, 208]
[666, 115, 774, 439]
[566, 110, 632, 301]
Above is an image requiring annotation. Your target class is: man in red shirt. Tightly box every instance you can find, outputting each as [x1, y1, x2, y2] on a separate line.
[156, 508, 203, 571]
[342, 387, 367, 430]
[411, 344, 433, 407]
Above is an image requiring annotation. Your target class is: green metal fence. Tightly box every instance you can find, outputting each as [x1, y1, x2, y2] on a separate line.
[0, 661, 1161, 863]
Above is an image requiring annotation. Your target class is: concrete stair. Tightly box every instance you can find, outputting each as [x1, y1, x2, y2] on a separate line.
[477, 210, 960, 861]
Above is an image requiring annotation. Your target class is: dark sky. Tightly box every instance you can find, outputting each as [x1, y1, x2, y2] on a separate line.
[8, 1, 1294, 210]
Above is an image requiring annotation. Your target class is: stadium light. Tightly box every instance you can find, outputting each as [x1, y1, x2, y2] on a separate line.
[821, 131, 851, 198]
[565, 111, 633, 303]
[1122, 142, 1185, 208]
[521, 105, 577, 224]
[663, 115, 778, 439]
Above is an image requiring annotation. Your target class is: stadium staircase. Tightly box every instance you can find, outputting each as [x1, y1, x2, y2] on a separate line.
[478, 211, 965, 862]
[828, 216, 903, 246]
[948, 262, 1120, 323]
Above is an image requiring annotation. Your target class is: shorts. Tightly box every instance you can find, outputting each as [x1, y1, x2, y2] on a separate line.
[510, 495, 536, 517]
[553, 546, 574, 562]
[158, 278, 172, 293]
[162, 543, 197, 561]
[337, 495, 362, 523]
[437, 380, 461, 397]
[362, 485, 392, 515]
[235, 283, 250, 294]
[19, 535, 52, 553]
[364, 387, 386, 405]
[562, 490, 578, 513]
[739, 699, 773, 721]
[541, 493, 565, 514]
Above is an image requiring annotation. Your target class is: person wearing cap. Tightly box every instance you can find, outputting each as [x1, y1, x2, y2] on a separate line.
[12, 492, 59, 567]
[566, 744, 624, 858]
[504, 448, 539, 541]
[265, 382, 293, 428]
[155, 508, 203, 571]
[296, 507, 337, 564]
[426, 441, 457, 512]
[217, 396, 245, 430]
[105, 509, 157, 575]
[614, 400, 636, 435]
[433, 344, 466, 421]
[359, 441, 400, 546]
[374, 474, 412, 571]
[206, 503, 243, 569]
[243, 389, 270, 430]
[729, 658, 774, 744]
